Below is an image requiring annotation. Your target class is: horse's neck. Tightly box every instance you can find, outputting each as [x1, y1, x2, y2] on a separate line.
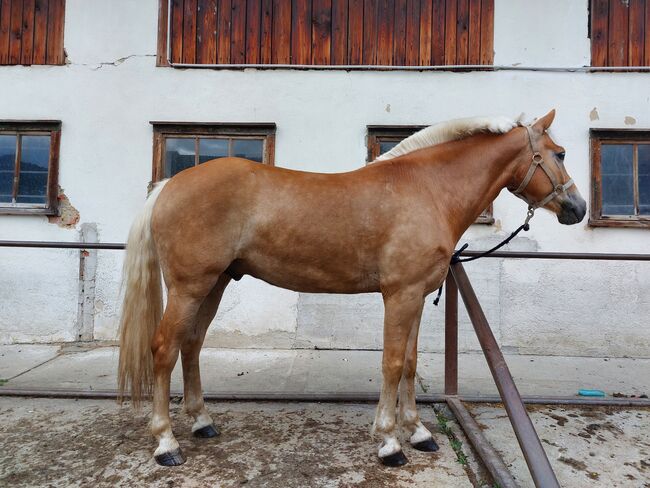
[403, 133, 523, 241]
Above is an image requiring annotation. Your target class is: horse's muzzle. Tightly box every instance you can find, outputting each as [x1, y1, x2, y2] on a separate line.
[558, 193, 587, 225]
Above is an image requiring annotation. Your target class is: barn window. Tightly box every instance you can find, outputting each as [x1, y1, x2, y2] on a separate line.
[0, 121, 61, 215]
[0, 0, 66, 65]
[590, 129, 650, 228]
[590, 0, 650, 68]
[157, 0, 494, 68]
[151, 122, 276, 181]
[367, 125, 494, 224]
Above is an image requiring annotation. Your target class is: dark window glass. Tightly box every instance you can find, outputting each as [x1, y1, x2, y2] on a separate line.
[601, 144, 634, 216]
[0, 135, 16, 203]
[17, 135, 50, 204]
[639, 144, 650, 215]
[199, 138, 228, 163]
[379, 141, 398, 155]
[165, 138, 195, 177]
[232, 139, 263, 162]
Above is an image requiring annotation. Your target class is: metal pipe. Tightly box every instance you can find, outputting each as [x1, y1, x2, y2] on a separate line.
[2, 388, 648, 406]
[0, 240, 125, 250]
[165, 61, 650, 72]
[450, 262, 560, 488]
[445, 274, 459, 396]
[1, 240, 649, 261]
[447, 396, 518, 488]
[457, 250, 650, 261]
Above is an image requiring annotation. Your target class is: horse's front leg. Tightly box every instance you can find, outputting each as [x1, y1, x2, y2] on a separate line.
[398, 314, 439, 452]
[373, 286, 425, 467]
[181, 275, 231, 438]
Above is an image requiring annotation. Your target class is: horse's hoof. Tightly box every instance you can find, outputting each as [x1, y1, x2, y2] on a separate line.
[411, 438, 439, 452]
[154, 448, 186, 466]
[380, 450, 408, 467]
[193, 423, 220, 438]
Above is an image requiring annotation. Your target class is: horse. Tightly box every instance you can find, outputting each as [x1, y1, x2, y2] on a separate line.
[117, 109, 586, 467]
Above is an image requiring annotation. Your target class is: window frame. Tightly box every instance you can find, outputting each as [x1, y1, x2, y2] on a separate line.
[150, 122, 276, 182]
[367, 125, 494, 225]
[0, 120, 61, 215]
[589, 128, 650, 228]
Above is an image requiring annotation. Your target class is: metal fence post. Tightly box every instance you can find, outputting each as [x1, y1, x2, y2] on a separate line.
[444, 272, 458, 396]
[450, 262, 560, 488]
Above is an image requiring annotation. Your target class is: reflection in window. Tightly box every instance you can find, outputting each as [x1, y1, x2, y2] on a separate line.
[17, 135, 50, 204]
[639, 145, 650, 215]
[0, 135, 17, 203]
[0, 131, 52, 207]
[165, 138, 195, 176]
[601, 145, 634, 216]
[163, 137, 265, 177]
[600, 143, 649, 217]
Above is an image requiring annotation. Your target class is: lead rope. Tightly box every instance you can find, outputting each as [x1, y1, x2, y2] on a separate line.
[432, 206, 535, 306]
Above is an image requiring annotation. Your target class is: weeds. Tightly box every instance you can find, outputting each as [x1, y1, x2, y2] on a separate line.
[435, 407, 468, 466]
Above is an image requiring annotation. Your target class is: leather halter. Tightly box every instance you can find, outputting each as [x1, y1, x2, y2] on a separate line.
[512, 126, 575, 210]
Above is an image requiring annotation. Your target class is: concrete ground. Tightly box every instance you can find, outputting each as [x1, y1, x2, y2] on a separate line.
[0, 398, 476, 488]
[1, 344, 649, 397]
[467, 403, 650, 488]
[0, 345, 649, 487]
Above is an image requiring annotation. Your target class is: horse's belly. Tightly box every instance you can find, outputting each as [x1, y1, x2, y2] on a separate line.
[229, 254, 381, 294]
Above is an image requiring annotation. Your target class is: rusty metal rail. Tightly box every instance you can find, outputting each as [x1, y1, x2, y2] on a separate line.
[2, 240, 650, 261]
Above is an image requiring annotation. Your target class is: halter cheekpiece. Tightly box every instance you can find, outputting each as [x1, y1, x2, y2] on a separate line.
[512, 125, 575, 211]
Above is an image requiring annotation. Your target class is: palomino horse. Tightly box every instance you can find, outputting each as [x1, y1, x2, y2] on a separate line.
[118, 110, 586, 467]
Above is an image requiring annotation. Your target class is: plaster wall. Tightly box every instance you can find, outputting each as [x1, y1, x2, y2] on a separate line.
[0, 0, 648, 357]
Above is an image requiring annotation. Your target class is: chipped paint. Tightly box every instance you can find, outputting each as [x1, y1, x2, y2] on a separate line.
[624, 116, 637, 125]
[47, 190, 80, 229]
[589, 107, 599, 121]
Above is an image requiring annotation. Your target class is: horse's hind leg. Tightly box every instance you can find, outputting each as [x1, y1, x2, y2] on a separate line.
[150, 292, 203, 466]
[398, 315, 438, 452]
[181, 274, 231, 438]
[374, 286, 425, 467]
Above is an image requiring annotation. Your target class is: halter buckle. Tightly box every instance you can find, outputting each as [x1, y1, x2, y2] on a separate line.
[532, 153, 543, 164]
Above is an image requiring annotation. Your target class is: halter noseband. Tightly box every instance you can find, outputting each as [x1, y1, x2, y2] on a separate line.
[512, 125, 575, 211]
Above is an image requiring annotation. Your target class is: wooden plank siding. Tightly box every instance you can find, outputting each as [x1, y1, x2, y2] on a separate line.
[591, 0, 650, 68]
[160, 0, 493, 67]
[0, 0, 64, 65]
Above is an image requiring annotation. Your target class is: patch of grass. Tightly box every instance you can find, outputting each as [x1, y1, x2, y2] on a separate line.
[0, 379, 7, 386]
[435, 407, 468, 466]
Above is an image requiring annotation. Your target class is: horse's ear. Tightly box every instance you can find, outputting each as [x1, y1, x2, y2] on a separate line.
[532, 109, 556, 133]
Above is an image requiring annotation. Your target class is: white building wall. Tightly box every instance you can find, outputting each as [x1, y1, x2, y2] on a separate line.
[0, 0, 648, 357]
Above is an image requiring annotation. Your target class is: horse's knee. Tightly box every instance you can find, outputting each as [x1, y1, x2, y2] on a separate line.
[383, 358, 405, 379]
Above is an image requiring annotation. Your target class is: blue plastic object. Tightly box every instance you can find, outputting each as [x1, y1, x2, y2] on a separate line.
[578, 389, 606, 397]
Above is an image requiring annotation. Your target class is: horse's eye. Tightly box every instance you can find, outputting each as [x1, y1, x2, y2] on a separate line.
[556, 151, 566, 161]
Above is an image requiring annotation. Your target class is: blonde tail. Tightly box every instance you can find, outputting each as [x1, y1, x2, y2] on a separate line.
[118, 179, 169, 407]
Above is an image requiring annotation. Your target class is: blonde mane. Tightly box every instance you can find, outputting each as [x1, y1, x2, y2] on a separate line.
[373, 115, 518, 162]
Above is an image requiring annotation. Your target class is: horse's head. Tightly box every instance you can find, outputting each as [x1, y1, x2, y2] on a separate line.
[510, 110, 586, 225]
